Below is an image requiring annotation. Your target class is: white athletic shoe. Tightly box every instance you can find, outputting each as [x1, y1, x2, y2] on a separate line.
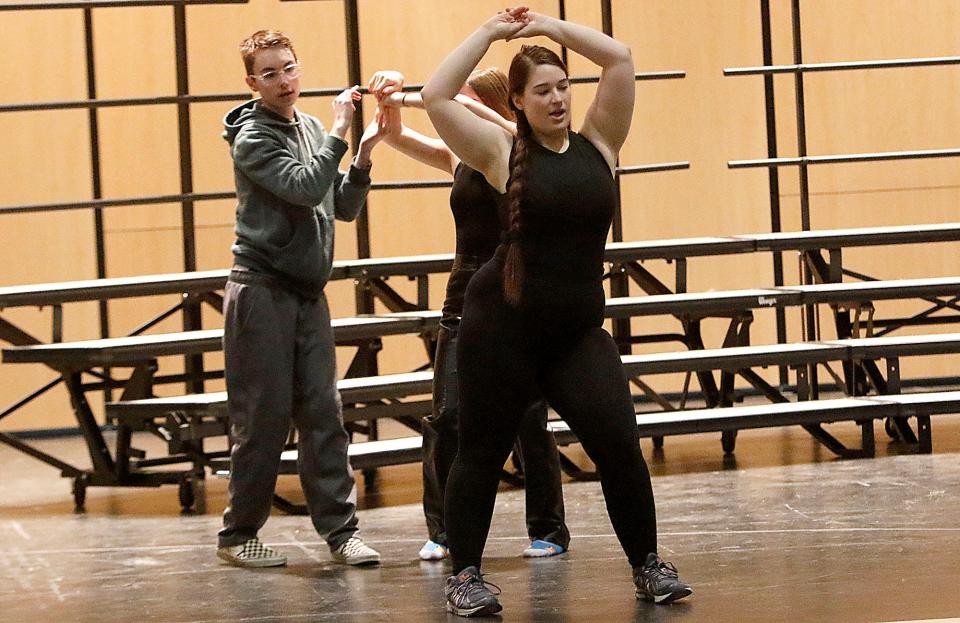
[331, 536, 381, 566]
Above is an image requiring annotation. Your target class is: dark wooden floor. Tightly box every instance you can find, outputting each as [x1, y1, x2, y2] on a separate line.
[2, 415, 960, 623]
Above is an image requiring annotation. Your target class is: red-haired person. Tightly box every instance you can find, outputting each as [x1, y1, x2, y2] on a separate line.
[367, 67, 570, 563]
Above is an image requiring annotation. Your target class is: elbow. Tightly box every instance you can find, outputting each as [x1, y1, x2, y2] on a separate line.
[337, 203, 364, 222]
[420, 82, 445, 111]
[618, 43, 634, 68]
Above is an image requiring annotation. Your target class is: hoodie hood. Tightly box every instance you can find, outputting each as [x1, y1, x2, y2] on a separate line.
[223, 99, 300, 145]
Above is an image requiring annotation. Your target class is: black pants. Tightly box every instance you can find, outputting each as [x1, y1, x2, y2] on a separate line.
[422, 321, 569, 549]
[445, 260, 657, 572]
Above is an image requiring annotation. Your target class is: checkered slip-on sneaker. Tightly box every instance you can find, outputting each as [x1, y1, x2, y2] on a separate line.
[331, 536, 381, 566]
[217, 537, 287, 568]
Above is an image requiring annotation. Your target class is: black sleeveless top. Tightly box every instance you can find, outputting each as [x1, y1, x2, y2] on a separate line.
[449, 162, 508, 261]
[517, 131, 616, 289]
[441, 163, 509, 323]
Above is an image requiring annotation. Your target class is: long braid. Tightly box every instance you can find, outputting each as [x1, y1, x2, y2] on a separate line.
[502, 111, 530, 306]
[503, 45, 567, 306]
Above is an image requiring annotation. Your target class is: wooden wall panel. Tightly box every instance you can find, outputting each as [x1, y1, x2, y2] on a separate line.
[3, 1, 960, 431]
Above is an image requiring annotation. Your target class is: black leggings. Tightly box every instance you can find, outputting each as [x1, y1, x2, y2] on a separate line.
[421, 321, 569, 548]
[445, 263, 657, 572]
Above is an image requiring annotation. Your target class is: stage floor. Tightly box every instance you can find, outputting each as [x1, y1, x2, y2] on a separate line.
[2, 417, 959, 623]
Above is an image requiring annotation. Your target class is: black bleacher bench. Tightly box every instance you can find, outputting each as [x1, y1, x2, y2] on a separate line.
[4, 222, 958, 309]
[548, 391, 960, 456]
[211, 390, 960, 484]
[2, 311, 442, 370]
[206, 437, 424, 479]
[105, 332, 960, 464]
[105, 371, 434, 428]
[13, 274, 957, 370]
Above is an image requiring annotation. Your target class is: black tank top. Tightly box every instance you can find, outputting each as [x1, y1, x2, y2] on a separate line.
[518, 131, 616, 289]
[449, 162, 508, 261]
[441, 163, 509, 325]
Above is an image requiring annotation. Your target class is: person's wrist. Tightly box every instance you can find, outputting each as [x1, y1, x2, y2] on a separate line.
[330, 121, 350, 139]
[478, 24, 500, 43]
[353, 149, 373, 169]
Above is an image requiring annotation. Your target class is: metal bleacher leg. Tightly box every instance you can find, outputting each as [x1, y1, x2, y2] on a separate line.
[72, 476, 87, 513]
[917, 415, 932, 454]
[721, 431, 737, 455]
[885, 357, 919, 445]
[859, 418, 875, 457]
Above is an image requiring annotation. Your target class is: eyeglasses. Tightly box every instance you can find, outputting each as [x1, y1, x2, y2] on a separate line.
[250, 62, 301, 84]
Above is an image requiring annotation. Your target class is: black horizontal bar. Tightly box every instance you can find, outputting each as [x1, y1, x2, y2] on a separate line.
[0, 0, 244, 10]
[570, 71, 686, 83]
[618, 162, 690, 175]
[0, 88, 350, 115]
[0, 192, 235, 216]
[729, 148, 960, 169]
[725, 55, 960, 76]
[371, 180, 453, 191]
[1, 161, 689, 214]
[1, 71, 684, 115]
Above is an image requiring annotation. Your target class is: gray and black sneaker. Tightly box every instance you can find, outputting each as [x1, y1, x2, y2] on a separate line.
[444, 566, 502, 617]
[633, 553, 692, 604]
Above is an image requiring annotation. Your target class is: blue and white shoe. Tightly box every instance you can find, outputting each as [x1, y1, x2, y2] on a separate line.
[522, 539, 566, 558]
[419, 540, 449, 561]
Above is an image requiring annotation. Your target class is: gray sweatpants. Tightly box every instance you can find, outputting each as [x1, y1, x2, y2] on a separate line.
[218, 273, 359, 549]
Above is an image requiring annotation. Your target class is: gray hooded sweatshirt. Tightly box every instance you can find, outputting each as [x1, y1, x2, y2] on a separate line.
[223, 99, 371, 297]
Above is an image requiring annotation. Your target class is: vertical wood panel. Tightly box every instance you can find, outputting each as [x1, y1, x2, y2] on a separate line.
[3, 1, 960, 431]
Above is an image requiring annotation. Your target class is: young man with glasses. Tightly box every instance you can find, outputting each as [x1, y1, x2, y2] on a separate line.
[216, 29, 391, 568]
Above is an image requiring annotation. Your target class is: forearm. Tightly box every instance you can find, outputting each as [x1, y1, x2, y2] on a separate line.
[394, 91, 424, 109]
[334, 168, 370, 221]
[236, 134, 349, 207]
[454, 94, 516, 134]
[385, 126, 453, 173]
[421, 27, 493, 106]
[545, 16, 631, 69]
[354, 140, 375, 168]
[328, 121, 350, 141]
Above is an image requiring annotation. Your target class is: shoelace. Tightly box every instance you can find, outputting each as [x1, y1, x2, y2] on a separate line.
[648, 558, 680, 580]
[454, 574, 503, 601]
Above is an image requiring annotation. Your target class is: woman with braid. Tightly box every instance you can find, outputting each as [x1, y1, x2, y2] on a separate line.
[421, 7, 693, 617]
[366, 67, 570, 562]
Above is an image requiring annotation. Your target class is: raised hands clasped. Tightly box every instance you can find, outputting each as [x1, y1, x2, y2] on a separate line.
[481, 6, 530, 42]
[368, 70, 405, 101]
[504, 9, 556, 41]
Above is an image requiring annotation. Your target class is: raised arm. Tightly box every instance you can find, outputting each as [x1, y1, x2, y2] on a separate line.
[373, 91, 516, 174]
[376, 100, 458, 174]
[512, 11, 634, 168]
[381, 90, 516, 135]
[420, 10, 528, 192]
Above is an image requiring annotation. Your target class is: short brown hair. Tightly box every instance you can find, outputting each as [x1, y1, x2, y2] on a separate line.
[240, 30, 297, 75]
